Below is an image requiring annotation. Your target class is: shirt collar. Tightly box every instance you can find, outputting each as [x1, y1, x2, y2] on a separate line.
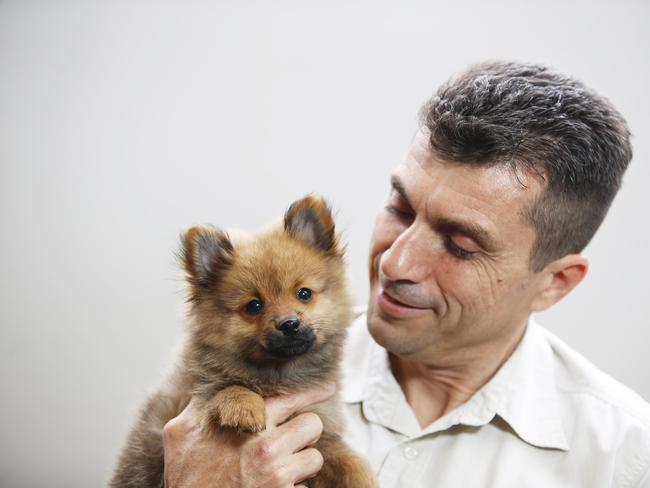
[340, 313, 569, 451]
[476, 317, 569, 450]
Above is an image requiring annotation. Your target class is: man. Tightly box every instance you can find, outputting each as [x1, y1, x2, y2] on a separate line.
[162, 61, 650, 487]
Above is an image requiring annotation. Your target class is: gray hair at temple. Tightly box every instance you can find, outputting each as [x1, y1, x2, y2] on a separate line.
[418, 60, 633, 271]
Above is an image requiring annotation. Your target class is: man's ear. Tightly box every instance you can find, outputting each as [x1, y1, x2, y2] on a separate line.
[530, 254, 589, 312]
[284, 194, 339, 254]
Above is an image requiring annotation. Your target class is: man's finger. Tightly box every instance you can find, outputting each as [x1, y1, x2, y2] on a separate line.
[265, 383, 335, 427]
[272, 412, 323, 454]
[290, 447, 324, 485]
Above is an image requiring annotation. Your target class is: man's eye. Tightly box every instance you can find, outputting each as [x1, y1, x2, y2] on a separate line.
[386, 205, 411, 219]
[386, 204, 412, 220]
[385, 189, 414, 220]
[444, 236, 476, 259]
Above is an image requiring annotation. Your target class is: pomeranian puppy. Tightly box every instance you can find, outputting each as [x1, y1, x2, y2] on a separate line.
[110, 195, 376, 488]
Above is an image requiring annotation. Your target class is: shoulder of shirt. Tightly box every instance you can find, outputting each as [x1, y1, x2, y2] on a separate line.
[536, 321, 650, 429]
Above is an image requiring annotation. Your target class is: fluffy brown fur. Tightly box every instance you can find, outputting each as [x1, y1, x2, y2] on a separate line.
[110, 195, 376, 488]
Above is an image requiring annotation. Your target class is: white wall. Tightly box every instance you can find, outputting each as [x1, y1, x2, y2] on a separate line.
[1, 1, 648, 486]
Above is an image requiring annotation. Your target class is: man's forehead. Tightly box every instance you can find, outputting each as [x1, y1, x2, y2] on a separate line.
[401, 130, 543, 208]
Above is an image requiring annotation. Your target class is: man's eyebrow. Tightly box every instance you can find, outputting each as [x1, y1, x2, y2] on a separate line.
[436, 217, 498, 253]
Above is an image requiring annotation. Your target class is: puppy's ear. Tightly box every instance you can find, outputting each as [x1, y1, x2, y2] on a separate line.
[284, 195, 338, 253]
[179, 225, 234, 295]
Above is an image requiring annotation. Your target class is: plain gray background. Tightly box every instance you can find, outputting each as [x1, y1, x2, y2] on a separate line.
[1, 1, 648, 486]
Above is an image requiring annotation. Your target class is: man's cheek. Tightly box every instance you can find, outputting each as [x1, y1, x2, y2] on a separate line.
[430, 255, 483, 306]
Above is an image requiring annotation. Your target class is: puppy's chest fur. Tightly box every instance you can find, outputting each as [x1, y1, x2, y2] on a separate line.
[186, 332, 347, 430]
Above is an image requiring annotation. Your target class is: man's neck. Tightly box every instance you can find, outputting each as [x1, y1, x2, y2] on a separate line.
[389, 324, 527, 429]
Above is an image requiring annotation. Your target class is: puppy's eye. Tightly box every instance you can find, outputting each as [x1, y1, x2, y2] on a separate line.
[296, 288, 313, 302]
[245, 299, 263, 315]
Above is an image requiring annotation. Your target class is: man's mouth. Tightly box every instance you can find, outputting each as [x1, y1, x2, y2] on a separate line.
[383, 289, 428, 308]
[377, 288, 431, 318]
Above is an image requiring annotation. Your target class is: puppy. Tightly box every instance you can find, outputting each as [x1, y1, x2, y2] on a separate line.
[110, 195, 376, 488]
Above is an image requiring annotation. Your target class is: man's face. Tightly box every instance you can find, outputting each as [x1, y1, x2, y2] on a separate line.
[367, 130, 548, 363]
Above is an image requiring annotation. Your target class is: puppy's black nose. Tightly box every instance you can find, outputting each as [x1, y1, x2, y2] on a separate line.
[277, 317, 301, 336]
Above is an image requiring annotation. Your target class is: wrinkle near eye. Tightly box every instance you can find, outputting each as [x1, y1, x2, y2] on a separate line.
[467, 257, 503, 308]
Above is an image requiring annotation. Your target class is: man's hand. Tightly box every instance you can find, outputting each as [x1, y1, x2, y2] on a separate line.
[162, 383, 336, 488]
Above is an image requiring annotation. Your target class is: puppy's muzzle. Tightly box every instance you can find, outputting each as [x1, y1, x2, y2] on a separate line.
[267, 317, 315, 358]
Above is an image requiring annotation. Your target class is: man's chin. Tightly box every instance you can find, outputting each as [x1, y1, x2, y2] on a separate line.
[368, 305, 407, 344]
[367, 301, 441, 357]
[367, 311, 418, 356]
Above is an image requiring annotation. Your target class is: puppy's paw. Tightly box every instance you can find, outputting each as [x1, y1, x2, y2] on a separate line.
[217, 395, 266, 433]
[199, 385, 266, 435]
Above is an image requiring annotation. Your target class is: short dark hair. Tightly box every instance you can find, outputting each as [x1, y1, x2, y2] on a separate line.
[419, 61, 633, 271]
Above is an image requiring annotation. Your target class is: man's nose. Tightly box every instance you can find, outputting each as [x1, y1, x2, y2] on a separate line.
[380, 224, 432, 283]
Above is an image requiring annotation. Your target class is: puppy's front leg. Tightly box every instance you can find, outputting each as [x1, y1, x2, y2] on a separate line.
[198, 385, 266, 435]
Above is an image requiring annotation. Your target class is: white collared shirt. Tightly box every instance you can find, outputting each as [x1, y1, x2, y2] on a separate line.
[340, 313, 650, 487]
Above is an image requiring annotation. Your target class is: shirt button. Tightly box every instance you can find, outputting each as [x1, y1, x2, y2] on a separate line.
[403, 446, 418, 460]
